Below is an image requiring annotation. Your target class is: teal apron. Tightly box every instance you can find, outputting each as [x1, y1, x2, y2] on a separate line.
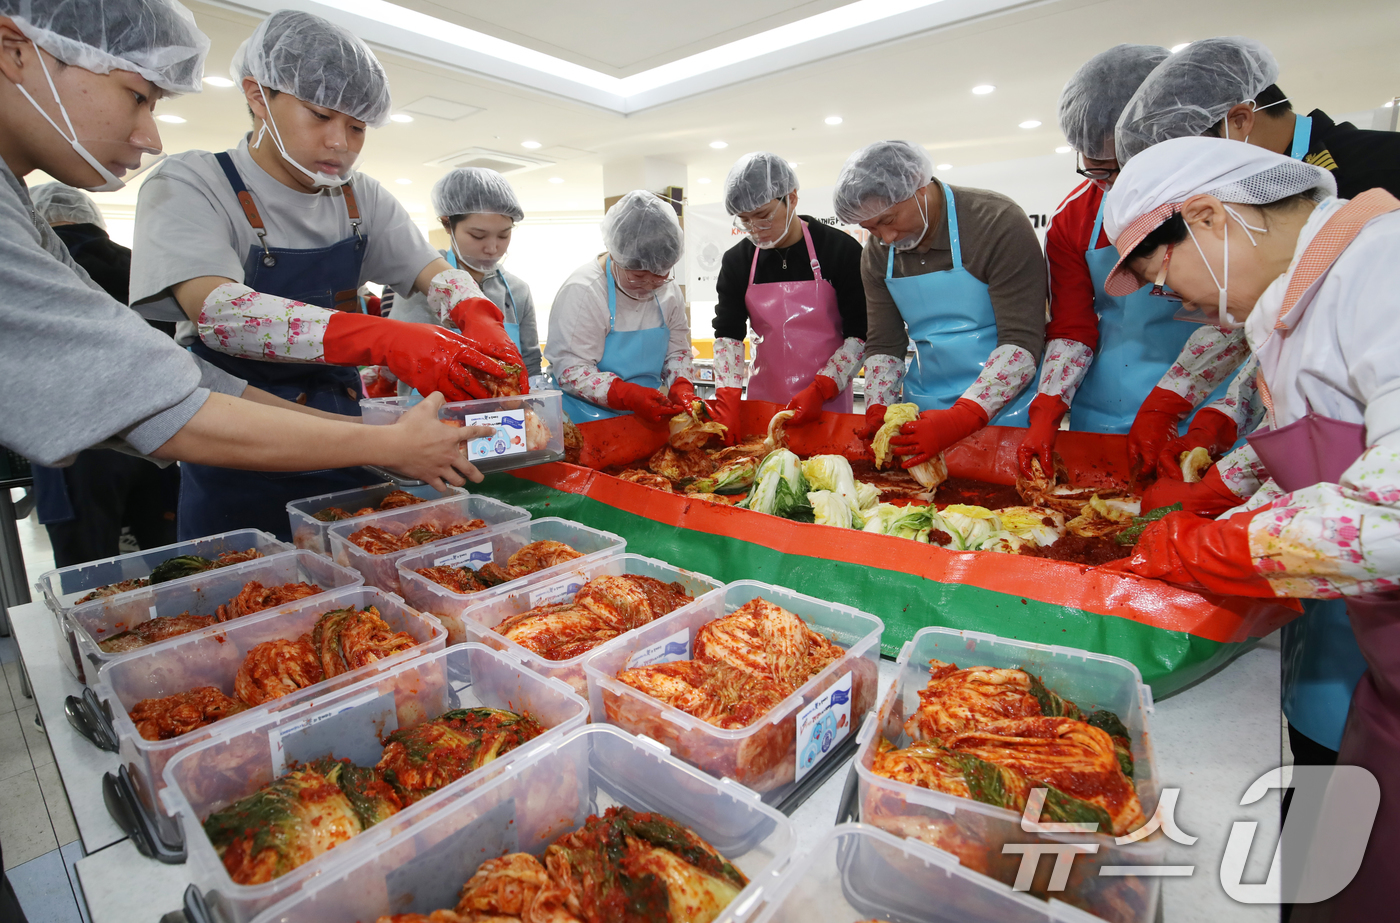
[445, 249, 522, 353]
[886, 181, 1034, 425]
[556, 258, 670, 422]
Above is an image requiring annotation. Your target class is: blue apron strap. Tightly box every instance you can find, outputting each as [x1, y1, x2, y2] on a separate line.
[604, 257, 618, 333]
[1089, 194, 1108, 250]
[497, 270, 517, 317]
[939, 180, 963, 271]
[446, 248, 457, 269]
[885, 241, 896, 280]
[1291, 115, 1313, 161]
[214, 151, 248, 198]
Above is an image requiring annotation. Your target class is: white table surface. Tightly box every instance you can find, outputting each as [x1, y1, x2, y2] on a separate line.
[9, 598, 1285, 923]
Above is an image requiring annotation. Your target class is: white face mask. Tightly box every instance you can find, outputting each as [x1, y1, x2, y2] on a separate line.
[1183, 204, 1266, 328]
[891, 188, 930, 252]
[449, 234, 500, 274]
[16, 51, 163, 193]
[253, 83, 353, 188]
[751, 201, 796, 250]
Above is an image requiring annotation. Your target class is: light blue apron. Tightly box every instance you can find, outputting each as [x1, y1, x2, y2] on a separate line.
[1070, 196, 1231, 434]
[886, 181, 1034, 426]
[445, 249, 522, 353]
[557, 258, 671, 422]
[1282, 598, 1368, 751]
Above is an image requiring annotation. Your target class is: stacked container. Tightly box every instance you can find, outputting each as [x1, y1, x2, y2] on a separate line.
[285, 482, 465, 555]
[359, 390, 566, 473]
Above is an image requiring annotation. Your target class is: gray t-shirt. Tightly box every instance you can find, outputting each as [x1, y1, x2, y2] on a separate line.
[0, 159, 245, 466]
[129, 137, 440, 322]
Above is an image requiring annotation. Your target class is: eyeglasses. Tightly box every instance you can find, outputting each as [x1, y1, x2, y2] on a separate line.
[1149, 244, 1183, 301]
[617, 266, 673, 290]
[1075, 157, 1121, 182]
[732, 199, 787, 232]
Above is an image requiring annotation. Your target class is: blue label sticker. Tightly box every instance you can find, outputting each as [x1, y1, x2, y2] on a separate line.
[794, 670, 853, 782]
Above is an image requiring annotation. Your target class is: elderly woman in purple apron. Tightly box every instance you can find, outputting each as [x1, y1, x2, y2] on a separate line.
[1101, 136, 1400, 918]
[709, 153, 866, 444]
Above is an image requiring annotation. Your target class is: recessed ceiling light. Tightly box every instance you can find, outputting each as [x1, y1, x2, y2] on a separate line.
[521, 140, 542, 149]
[1019, 120, 1041, 129]
[1055, 145, 1072, 154]
[548, 177, 564, 184]
[698, 177, 711, 184]
[156, 114, 186, 124]
[709, 140, 728, 149]
[395, 178, 412, 185]
[1385, 100, 1396, 108]
[936, 163, 953, 171]
[971, 84, 995, 95]
[1171, 42, 1192, 53]
[824, 115, 843, 125]
[203, 75, 234, 88]
[390, 113, 414, 123]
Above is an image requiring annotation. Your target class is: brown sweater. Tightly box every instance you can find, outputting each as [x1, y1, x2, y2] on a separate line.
[861, 182, 1047, 363]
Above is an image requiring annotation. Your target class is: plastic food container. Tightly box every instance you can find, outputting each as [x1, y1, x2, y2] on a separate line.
[395, 517, 627, 643]
[36, 529, 293, 681]
[69, 551, 363, 680]
[586, 581, 883, 805]
[94, 585, 445, 849]
[852, 627, 1162, 923]
[359, 390, 566, 473]
[720, 823, 1100, 923]
[286, 482, 465, 556]
[457, 553, 725, 696]
[326, 494, 530, 594]
[248, 724, 794, 923]
[161, 643, 589, 923]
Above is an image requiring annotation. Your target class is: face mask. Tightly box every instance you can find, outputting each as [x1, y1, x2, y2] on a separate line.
[1183, 204, 1265, 328]
[253, 82, 352, 188]
[16, 51, 163, 193]
[891, 189, 930, 252]
[448, 234, 501, 274]
[751, 200, 795, 249]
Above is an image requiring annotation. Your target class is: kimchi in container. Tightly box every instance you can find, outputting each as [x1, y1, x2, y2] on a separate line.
[286, 482, 465, 556]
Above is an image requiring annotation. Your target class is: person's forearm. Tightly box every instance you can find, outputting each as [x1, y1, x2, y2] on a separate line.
[1155, 327, 1249, 406]
[240, 385, 360, 421]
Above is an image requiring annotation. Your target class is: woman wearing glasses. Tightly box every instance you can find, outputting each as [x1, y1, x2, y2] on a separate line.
[546, 191, 696, 424]
[709, 153, 866, 443]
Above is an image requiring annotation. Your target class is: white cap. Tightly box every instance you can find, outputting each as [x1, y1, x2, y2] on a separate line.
[602, 191, 684, 275]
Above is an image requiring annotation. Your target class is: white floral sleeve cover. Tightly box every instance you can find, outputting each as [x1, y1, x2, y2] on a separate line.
[817, 337, 866, 392]
[662, 352, 695, 391]
[1199, 354, 1265, 433]
[198, 282, 330, 362]
[1155, 326, 1250, 405]
[1246, 445, 1400, 598]
[863, 354, 905, 407]
[1037, 338, 1094, 403]
[425, 269, 487, 330]
[1214, 442, 1272, 499]
[960, 344, 1037, 418]
[713, 337, 748, 390]
[556, 365, 618, 406]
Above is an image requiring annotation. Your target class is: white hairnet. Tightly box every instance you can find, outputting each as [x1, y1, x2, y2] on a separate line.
[1115, 36, 1279, 165]
[231, 10, 392, 128]
[30, 182, 106, 228]
[1058, 44, 1170, 161]
[1, 0, 208, 96]
[724, 152, 799, 216]
[602, 191, 684, 275]
[833, 140, 932, 224]
[431, 168, 524, 222]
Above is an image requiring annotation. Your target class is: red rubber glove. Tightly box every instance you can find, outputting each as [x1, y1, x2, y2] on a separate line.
[786, 375, 840, 427]
[668, 378, 699, 410]
[1155, 408, 1239, 481]
[708, 387, 742, 446]
[888, 398, 989, 468]
[1104, 510, 1275, 597]
[325, 312, 506, 402]
[1140, 464, 1246, 517]
[858, 404, 887, 440]
[1127, 387, 1195, 476]
[360, 365, 398, 399]
[607, 379, 681, 426]
[1017, 394, 1069, 479]
[449, 297, 529, 393]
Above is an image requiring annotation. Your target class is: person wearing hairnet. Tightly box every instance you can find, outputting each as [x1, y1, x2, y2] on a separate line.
[1019, 44, 1245, 477]
[388, 167, 542, 394]
[0, 0, 488, 495]
[708, 153, 865, 442]
[545, 191, 695, 424]
[129, 9, 524, 540]
[833, 141, 1046, 469]
[1101, 136, 1400, 917]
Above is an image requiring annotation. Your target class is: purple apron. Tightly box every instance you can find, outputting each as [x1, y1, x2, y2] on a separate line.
[743, 220, 852, 412]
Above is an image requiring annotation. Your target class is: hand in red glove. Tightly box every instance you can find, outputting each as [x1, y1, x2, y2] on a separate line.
[1154, 408, 1239, 481]
[668, 378, 698, 410]
[1140, 464, 1246, 517]
[1017, 394, 1069, 479]
[1126, 387, 1194, 476]
[707, 387, 742, 446]
[786, 375, 840, 427]
[325, 313, 507, 402]
[361, 365, 398, 399]
[607, 379, 681, 426]
[1103, 510, 1275, 597]
[888, 398, 989, 468]
[857, 404, 887, 440]
[449, 297, 529, 393]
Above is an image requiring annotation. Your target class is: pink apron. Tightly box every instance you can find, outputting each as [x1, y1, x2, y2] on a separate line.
[744, 220, 853, 411]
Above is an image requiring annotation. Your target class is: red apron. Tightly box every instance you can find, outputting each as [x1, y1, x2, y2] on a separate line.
[743, 220, 852, 411]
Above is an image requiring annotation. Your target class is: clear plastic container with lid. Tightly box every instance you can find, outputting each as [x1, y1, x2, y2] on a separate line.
[161, 642, 590, 923]
[853, 626, 1162, 923]
[285, 481, 465, 556]
[456, 552, 724, 696]
[247, 724, 794, 923]
[395, 516, 627, 644]
[585, 580, 883, 806]
[359, 390, 565, 473]
[93, 585, 445, 849]
[326, 493, 529, 594]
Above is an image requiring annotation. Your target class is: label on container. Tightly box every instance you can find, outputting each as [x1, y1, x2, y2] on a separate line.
[626, 628, 690, 669]
[464, 409, 527, 460]
[434, 541, 494, 570]
[794, 670, 853, 783]
[527, 573, 584, 608]
[268, 689, 398, 777]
